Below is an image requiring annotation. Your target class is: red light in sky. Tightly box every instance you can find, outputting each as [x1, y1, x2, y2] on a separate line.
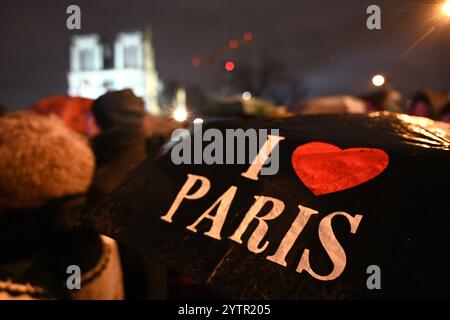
[192, 57, 201, 67]
[243, 32, 253, 42]
[229, 39, 239, 49]
[225, 61, 235, 72]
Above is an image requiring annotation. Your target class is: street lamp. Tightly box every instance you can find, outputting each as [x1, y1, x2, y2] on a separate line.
[442, 1, 450, 17]
[242, 91, 252, 101]
[371, 74, 386, 87]
[173, 106, 188, 122]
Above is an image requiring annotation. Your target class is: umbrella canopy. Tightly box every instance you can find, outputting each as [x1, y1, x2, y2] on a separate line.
[31, 95, 99, 137]
[294, 95, 367, 115]
[85, 112, 449, 299]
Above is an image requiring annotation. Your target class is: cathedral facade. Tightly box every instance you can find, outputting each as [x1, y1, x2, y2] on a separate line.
[67, 29, 160, 114]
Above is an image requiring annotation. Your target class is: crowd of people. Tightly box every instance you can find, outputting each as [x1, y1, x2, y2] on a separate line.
[0, 89, 223, 300]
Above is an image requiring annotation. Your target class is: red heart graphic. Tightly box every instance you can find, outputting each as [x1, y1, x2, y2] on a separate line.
[291, 142, 389, 195]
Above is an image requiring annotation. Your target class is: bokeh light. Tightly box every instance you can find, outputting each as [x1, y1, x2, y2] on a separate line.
[243, 32, 253, 42]
[371, 74, 385, 87]
[242, 91, 252, 101]
[173, 107, 188, 122]
[225, 61, 235, 71]
[442, 1, 450, 17]
[229, 39, 238, 49]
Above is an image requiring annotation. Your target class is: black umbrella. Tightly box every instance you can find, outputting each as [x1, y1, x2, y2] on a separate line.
[83, 112, 450, 299]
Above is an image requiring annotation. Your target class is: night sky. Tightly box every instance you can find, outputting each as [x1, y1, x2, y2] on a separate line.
[0, 0, 448, 109]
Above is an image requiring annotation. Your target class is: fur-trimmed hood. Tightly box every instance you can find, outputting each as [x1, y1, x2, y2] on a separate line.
[0, 111, 95, 209]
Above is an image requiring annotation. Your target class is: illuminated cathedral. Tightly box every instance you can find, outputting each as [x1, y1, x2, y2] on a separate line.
[67, 28, 160, 114]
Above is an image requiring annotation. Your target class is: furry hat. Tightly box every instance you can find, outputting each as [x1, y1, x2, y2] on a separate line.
[0, 111, 95, 208]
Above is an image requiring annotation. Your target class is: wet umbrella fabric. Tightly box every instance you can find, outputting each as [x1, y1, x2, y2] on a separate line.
[89, 112, 450, 299]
